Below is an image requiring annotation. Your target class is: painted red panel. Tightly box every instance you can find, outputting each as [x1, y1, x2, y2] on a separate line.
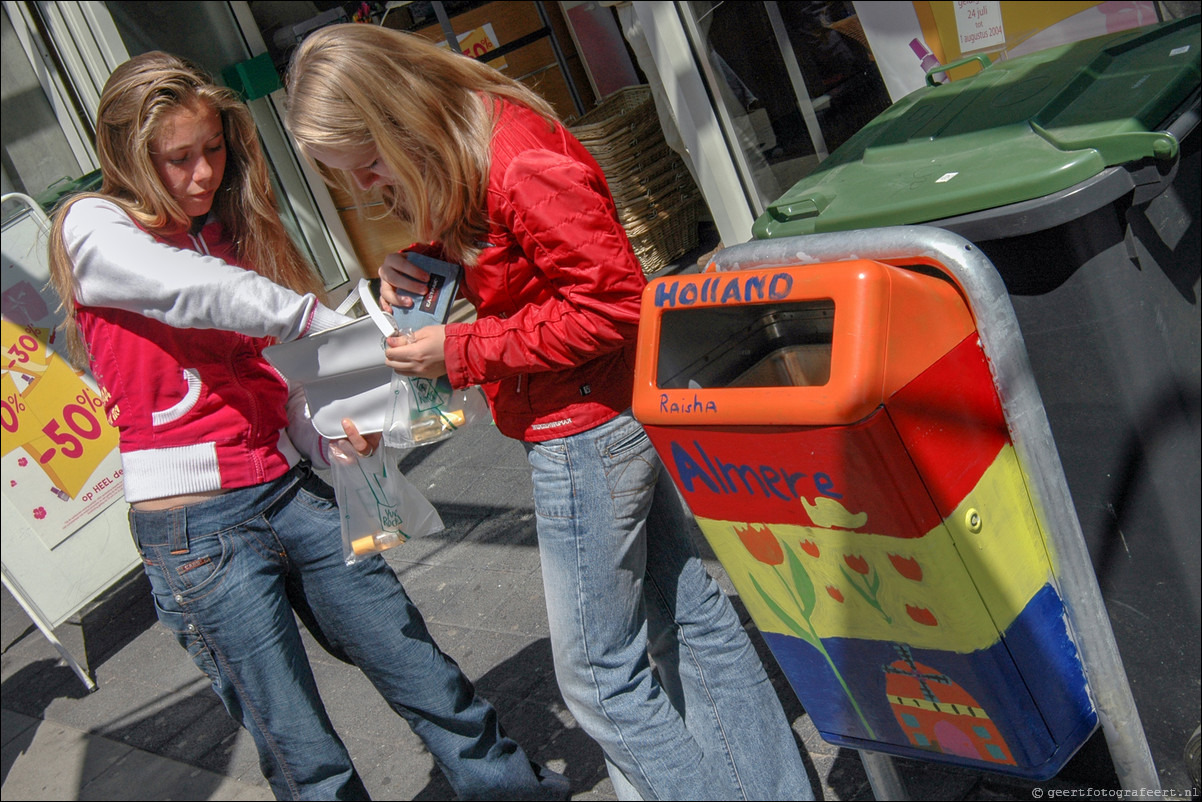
[886, 334, 1009, 517]
[647, 410, 941, 538]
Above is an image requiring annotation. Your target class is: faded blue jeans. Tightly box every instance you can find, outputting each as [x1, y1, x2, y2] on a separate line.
[525, 410, 813, 801]
[130, 463, 567, 801]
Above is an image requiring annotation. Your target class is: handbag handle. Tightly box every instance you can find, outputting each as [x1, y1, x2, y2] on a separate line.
[336, 279, 400, 336]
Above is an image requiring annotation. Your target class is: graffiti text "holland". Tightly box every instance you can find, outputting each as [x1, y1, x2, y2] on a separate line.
[654, 272, 794, 308]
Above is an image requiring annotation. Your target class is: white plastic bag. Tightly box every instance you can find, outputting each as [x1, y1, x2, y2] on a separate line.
[327, 440, 444, 564]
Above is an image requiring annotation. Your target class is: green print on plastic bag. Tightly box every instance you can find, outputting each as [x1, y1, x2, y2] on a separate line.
[411, 376, 452, 412]
[358, 458, 405, 537]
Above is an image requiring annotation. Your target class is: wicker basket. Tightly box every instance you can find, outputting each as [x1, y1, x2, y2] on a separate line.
[570, 86, 702, 274]
[827, 14, 873, 60]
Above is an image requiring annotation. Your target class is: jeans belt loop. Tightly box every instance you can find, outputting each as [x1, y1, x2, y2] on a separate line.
[168, 507, 189, 555]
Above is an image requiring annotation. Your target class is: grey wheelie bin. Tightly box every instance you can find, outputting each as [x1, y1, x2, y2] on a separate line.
[747, 14, 1200, 792]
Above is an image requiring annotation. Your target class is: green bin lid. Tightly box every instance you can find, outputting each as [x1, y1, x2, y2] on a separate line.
[35, 169, 103, 213]
[754, 16, 1200, 239]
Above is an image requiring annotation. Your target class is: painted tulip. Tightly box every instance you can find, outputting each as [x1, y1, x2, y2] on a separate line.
[888, 553, 923, 581]
[844, 554, 870, 575]
[736, 524, 784, 565]
[905, 604, 938, 626]
[799, 539, 820, 558]
[826, 585, 844, 603]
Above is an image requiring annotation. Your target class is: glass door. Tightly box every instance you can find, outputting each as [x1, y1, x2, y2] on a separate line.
[627, 1, 889, 246]
[681, 0, 890, 216]
[16, 0, 354, 290]
[2, 1, 99, 201]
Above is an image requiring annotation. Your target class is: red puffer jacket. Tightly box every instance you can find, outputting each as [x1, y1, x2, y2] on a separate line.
[440, 101, 647, 442]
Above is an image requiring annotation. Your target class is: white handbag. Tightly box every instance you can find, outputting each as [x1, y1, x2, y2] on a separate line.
[264, 279, 399, 438]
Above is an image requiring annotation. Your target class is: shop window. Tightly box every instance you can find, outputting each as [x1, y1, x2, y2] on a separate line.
[686, 1, 891, 211]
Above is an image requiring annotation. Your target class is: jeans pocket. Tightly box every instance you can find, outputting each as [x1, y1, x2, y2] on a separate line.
[138, 529, 233, 601]
[295, 467, 337, 510]
[528, 439, 572, 519]
[601, 423, 650, 460]
[598, 419, 657, 519]
[531, 439, 568, 463]
[170, 532, 231, 596]
[149, 590, 222, 683]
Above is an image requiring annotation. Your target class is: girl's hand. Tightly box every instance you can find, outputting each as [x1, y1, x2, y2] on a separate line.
[378, 251, 430, 311]
[385, 325, 447, 379]
[337, 417, 381, 458]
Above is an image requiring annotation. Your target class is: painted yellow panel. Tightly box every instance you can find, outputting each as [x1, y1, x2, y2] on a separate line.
[697, 444, 1054, 653]
[944, 443, 1057, 626]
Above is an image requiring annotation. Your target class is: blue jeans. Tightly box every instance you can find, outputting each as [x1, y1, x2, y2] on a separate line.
[525, 410, 813, 801]
[130, 463, 567, 801]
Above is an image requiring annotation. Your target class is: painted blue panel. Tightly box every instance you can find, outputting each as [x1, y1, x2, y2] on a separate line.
[759, 583, 1095, 778]
[824, 713, 1099, 781]
[1002, 583, 1095, 744]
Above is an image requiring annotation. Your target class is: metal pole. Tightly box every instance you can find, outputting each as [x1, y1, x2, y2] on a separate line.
[861, 750, 909, 800]
[3, 568, 97, 692]
[432, 2, 461, 53]
[709, 226, 1160, 792]
[534, 0, 584, 117]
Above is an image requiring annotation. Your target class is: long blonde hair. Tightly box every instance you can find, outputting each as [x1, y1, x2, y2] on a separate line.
[284, 24, 559, 265]
[49, 50, 324, 366]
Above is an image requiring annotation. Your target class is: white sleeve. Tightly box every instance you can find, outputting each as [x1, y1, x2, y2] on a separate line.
[284, 382, 330, 466]
[62, 197, 348, 340]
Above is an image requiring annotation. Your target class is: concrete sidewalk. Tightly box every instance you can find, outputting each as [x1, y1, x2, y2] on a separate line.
[2, 709, 271, 800]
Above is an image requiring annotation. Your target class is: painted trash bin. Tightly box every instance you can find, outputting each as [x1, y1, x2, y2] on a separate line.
[632, 231, 1097, 779]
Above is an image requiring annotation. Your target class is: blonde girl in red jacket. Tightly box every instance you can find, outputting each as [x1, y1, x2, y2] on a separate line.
[47, 50, 568, 802]
[285, 25, 812, 801]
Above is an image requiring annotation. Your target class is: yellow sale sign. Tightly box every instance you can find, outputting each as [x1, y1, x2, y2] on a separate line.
[436, 24, 507, 70]
[18, 355, 117, 500]
[3, 199, 126, 548]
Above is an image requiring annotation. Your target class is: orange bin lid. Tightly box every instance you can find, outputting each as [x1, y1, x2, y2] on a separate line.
[632, 260, 976, 427]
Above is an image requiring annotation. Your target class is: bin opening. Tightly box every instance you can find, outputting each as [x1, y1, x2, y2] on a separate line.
[657, 301, 834, 389]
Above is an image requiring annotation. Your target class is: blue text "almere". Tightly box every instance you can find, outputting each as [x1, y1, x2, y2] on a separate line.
[670, 439, 842, 501]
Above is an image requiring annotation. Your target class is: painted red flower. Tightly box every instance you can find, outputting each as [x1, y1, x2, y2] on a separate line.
[799, 539, 820, 558]
[905, 605, 938, 626]
[844, 554, 870, 575]
[888, 554, 923, 581]
[826, 586, 844, 603]
[18, 457, 28, 467]
[736, 524, 784, 566]
[33, 507, 47, 520]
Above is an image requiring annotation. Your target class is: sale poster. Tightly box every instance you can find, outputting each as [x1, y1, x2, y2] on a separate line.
[2, 204, 126, 550]
[435, 23, 506, 69]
